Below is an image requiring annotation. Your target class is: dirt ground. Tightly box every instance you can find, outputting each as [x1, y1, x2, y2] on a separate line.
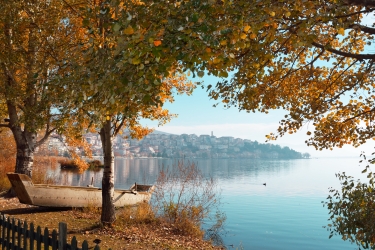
[0, 195, 224, 250]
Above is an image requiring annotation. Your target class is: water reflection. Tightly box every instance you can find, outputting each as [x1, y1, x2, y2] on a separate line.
[56, 158, 301, 187]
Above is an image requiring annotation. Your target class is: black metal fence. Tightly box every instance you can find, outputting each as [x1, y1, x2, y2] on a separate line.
[0, 213, 101, 250]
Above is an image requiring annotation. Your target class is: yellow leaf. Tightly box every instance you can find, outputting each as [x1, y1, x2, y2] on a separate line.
[250, 33, 257, 39]
[338, 27, 345, 36]
[240, 33, 247, 39]
[243, 25, 251, 32]
[205, 47, 212, 53]
[220, 40, 227, 46]
[123, 26, 134, 35]
[213, 58, 221, 64]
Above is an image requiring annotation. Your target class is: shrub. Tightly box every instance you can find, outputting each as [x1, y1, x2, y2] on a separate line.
[87, 160, 104, 171]
[59, 158, 103, 172]
[117, 202, 155, 226]
[0, 131, 16, 191]
[151, 161, 225, 238]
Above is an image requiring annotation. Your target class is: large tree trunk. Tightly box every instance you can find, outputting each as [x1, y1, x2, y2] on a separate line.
[99, 119, 116, 224]
[7, 101, 37, 177]
[14, 130, 36, 177]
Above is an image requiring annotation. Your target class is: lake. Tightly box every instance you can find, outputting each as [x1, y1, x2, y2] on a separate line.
[56, 157, 366, 249]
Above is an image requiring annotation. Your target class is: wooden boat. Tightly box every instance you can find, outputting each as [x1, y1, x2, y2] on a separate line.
[7, 173, 154, 208]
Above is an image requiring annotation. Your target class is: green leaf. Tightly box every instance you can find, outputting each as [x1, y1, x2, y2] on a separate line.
[113, 23, 121, 32]
[132, 58, 141, 65]
[218, 71, 228, 78]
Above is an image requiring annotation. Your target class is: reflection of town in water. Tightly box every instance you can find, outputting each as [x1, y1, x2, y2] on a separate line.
[55, 157, 296, 190]
[56, 158, 162, 189]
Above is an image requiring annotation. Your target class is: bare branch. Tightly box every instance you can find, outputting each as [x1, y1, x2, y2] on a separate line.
[36, 127, 56, 148]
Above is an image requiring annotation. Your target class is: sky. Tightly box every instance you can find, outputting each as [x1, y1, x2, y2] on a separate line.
[142, 75, 375, 158]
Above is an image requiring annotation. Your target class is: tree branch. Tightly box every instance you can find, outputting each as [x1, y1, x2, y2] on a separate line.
[311, 41, 375, 60]
[36, 127, 56, 148]
[349, 24, 375, 35]
[346, 0, 375, 7]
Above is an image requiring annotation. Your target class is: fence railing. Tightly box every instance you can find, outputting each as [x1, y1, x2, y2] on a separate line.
[0, 213, 101, 250]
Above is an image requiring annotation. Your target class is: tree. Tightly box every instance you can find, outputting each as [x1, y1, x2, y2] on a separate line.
[60, 0, 200, 224]
[324, 157, 375, 249]
[0, 0, 83, 176]
[203, 0, 375, 151]
[302, 153, 311, 159]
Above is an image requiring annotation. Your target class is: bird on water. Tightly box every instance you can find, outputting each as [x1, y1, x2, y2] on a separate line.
[263, 183, 266, 186]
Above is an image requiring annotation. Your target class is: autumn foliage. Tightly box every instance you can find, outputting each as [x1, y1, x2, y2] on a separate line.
[0, 131, 16, 190]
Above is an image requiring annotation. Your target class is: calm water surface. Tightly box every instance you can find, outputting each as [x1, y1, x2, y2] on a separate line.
[57, 157, 366, 249]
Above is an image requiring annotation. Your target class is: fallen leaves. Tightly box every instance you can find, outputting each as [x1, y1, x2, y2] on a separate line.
[0, 196, 223, 250]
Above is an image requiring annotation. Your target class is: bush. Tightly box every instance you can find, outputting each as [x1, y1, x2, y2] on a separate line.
[0, 131, 16, 191]
[151, 161, 225, 239]
[87, 160, 104, 171]
[117, 202, 155, 226]
[59, 158, 103, 172]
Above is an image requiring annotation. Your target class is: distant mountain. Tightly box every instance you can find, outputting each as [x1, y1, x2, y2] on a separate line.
[151, 130, 174, 135]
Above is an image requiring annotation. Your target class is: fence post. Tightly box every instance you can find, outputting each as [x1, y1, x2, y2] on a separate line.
[51, 230, 57, 250]
[81, 240, 88, 250]
[11, 218, 15, 249]
[30, 222, 35, 250]
[36, 226, 41, 250]
[58, 222, 67, 250]
[17, 219, 21, 250]
[43, 228, 49, 250]
[6, 217, 10, 249]
[0, 213, 5, 244]
[1, 214, 5, 249]
[70, 236, 77, 250]
[22, 221, 27, 250]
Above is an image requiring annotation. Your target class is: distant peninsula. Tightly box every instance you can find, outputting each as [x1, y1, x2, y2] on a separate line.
[44, 131, 310, 159]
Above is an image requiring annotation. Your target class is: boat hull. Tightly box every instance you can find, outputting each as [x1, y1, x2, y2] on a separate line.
[7, 173, 154, 208]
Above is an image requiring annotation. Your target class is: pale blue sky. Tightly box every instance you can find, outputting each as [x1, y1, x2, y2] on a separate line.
[143, 75, 375, 158]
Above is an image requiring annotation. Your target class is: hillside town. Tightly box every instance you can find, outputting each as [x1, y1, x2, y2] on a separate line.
[43, 131, 308, 159]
